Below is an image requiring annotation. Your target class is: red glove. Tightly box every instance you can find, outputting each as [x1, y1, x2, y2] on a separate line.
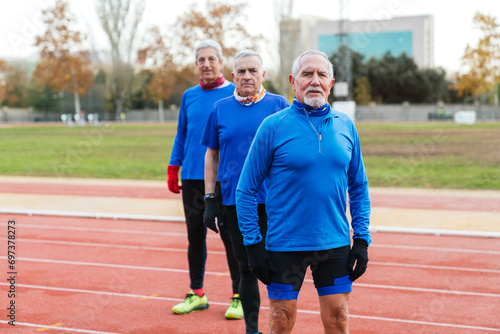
[167, 165, 181, 193]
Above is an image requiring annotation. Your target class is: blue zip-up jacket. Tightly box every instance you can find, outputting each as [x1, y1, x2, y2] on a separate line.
[236, 101, 371, 251]
[169, 82, 235, 180]
[201, 93, 290, 206]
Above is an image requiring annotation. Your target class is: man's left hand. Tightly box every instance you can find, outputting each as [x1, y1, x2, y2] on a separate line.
[203, 197, 222, 233]
[347, 238, 369, 281]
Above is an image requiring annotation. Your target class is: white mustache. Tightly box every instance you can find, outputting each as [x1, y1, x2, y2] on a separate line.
[305, 86, 324, 94]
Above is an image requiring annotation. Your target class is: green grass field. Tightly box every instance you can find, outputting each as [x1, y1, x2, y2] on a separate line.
[358, 122, 500, 189]
[1, 122, 499, 190]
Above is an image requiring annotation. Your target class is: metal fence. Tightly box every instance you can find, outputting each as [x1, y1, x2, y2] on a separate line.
[355, 104, 500, 122]
[0, 107, 181, 124]
[1, 104, 499, 124]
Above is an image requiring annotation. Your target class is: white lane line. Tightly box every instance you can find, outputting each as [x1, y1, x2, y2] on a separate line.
[370, 261, 500, 274]
[18, 224, 191, 237]
[15, 239, 500, 273]
[370, 226, 500, 238]
[372, 243, 500, 255]
[0, 283, 230, 307]
[0, 208, 184, 222]
[0, 320, 120, 333]
[348, 315, 500, 332]
[0, 256, 225, 276]
[352, 283, 500, 298]
[19, 237, 500, 256]
[4, 257, 499, 298]
[18, 238, 227, 255]
[3, 209, 500, 238]
[17, 223, 500, 249]
[2, 284, 499, 332]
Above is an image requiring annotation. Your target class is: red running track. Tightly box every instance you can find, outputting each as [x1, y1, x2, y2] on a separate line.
[1, 213, 499, 334]
[1, 181, 499, 212]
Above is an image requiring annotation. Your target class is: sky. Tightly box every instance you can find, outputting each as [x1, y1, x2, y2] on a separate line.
[0, 0, 499, 76]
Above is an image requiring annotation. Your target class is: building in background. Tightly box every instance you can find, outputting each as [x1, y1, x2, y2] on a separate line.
[279, 15, 434, 88]
[316, 15, 434, 67]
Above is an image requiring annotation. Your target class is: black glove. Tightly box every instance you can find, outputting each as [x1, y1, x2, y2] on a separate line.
[347, 238, 369, 281]
[203, 197, 222, 233]
[246, 241, 277, 285]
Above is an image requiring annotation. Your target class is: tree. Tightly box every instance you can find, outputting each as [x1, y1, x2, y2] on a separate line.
[0, 60, 12, 105]
[454, 13, 500, 101]
[33, 0, 94, 115]
[139, 26, 176, 121]
[420, 67, 449, 103]
[329, 48, 366, 103]
[364, 52, 432, 103]
[329, 50, 456, 104]
[353, 77, 372, 105]
[4, 64, 30, 107]
[170, 1, 263, 77]
[139, 1, 265, 109]
[27, 80, 61, 116]
[96, 0, 145, 120]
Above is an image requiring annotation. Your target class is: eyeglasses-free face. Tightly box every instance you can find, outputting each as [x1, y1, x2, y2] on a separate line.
[232, 55, 266, 98]
[196, 47, 223, 84]
[289, 53, 335, 107]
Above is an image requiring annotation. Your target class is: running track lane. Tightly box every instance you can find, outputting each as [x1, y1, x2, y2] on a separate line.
[1, 181, 499, 212]
[1, 214, 499, 333]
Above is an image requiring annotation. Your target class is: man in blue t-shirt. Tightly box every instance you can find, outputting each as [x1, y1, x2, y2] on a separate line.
[202, 49, 290, 334]
[168, 39, 241, 319]
[236, 50, 371, 333]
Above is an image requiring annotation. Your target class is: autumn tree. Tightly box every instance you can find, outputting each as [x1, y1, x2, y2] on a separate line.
[169, 1, 264, 78]
[139, 26, 176, 121]
[33, 0, 94, 115]
[96, 0, 145, 120]
[0, 60, 11, 105]
[0, 60, 30, 107]
[4, 65, 30, 107]
[454, 13, 500, 102]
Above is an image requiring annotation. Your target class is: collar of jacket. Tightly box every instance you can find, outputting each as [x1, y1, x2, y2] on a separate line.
[290, 100, 339, 119]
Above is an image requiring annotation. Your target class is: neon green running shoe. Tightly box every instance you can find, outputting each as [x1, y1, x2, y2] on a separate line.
[172, 290, 209, 315]
[225, 294, 244, 320]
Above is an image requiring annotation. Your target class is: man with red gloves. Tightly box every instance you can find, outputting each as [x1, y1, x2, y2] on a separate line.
[168, 39, 242, 319]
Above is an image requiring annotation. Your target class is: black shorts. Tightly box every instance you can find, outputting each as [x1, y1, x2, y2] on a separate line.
[267, 246, 352, 300]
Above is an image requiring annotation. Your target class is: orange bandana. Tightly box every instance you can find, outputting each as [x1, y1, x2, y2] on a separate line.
[234, 85, 267, 106]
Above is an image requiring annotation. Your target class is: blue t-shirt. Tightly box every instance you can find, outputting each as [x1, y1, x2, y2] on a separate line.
[236, 101, 371, 251]
[201, 93, 290, 206]
[169, 82, 235, 180]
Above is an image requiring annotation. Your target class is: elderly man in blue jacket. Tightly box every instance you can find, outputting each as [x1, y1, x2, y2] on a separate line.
[236, 50, 371, 334]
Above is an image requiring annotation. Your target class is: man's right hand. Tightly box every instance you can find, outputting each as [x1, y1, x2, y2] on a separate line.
[167, 165, 181, 193]
[246, 241, 277, 285]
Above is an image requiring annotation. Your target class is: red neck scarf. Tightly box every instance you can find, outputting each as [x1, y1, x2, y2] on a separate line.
[200, 74, 226, 91]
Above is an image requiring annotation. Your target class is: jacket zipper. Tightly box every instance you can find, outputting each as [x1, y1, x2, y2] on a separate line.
[304, 109, 322, 153]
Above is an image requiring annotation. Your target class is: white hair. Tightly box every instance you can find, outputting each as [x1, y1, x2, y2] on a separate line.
[195, 39, 223, 62]
[291, 50, 334, 79]
[233, 49, 263, 71]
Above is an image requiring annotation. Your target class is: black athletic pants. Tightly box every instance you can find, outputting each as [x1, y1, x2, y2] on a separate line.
[223, 204, 267, 334]
[181, 180, 240, 294]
